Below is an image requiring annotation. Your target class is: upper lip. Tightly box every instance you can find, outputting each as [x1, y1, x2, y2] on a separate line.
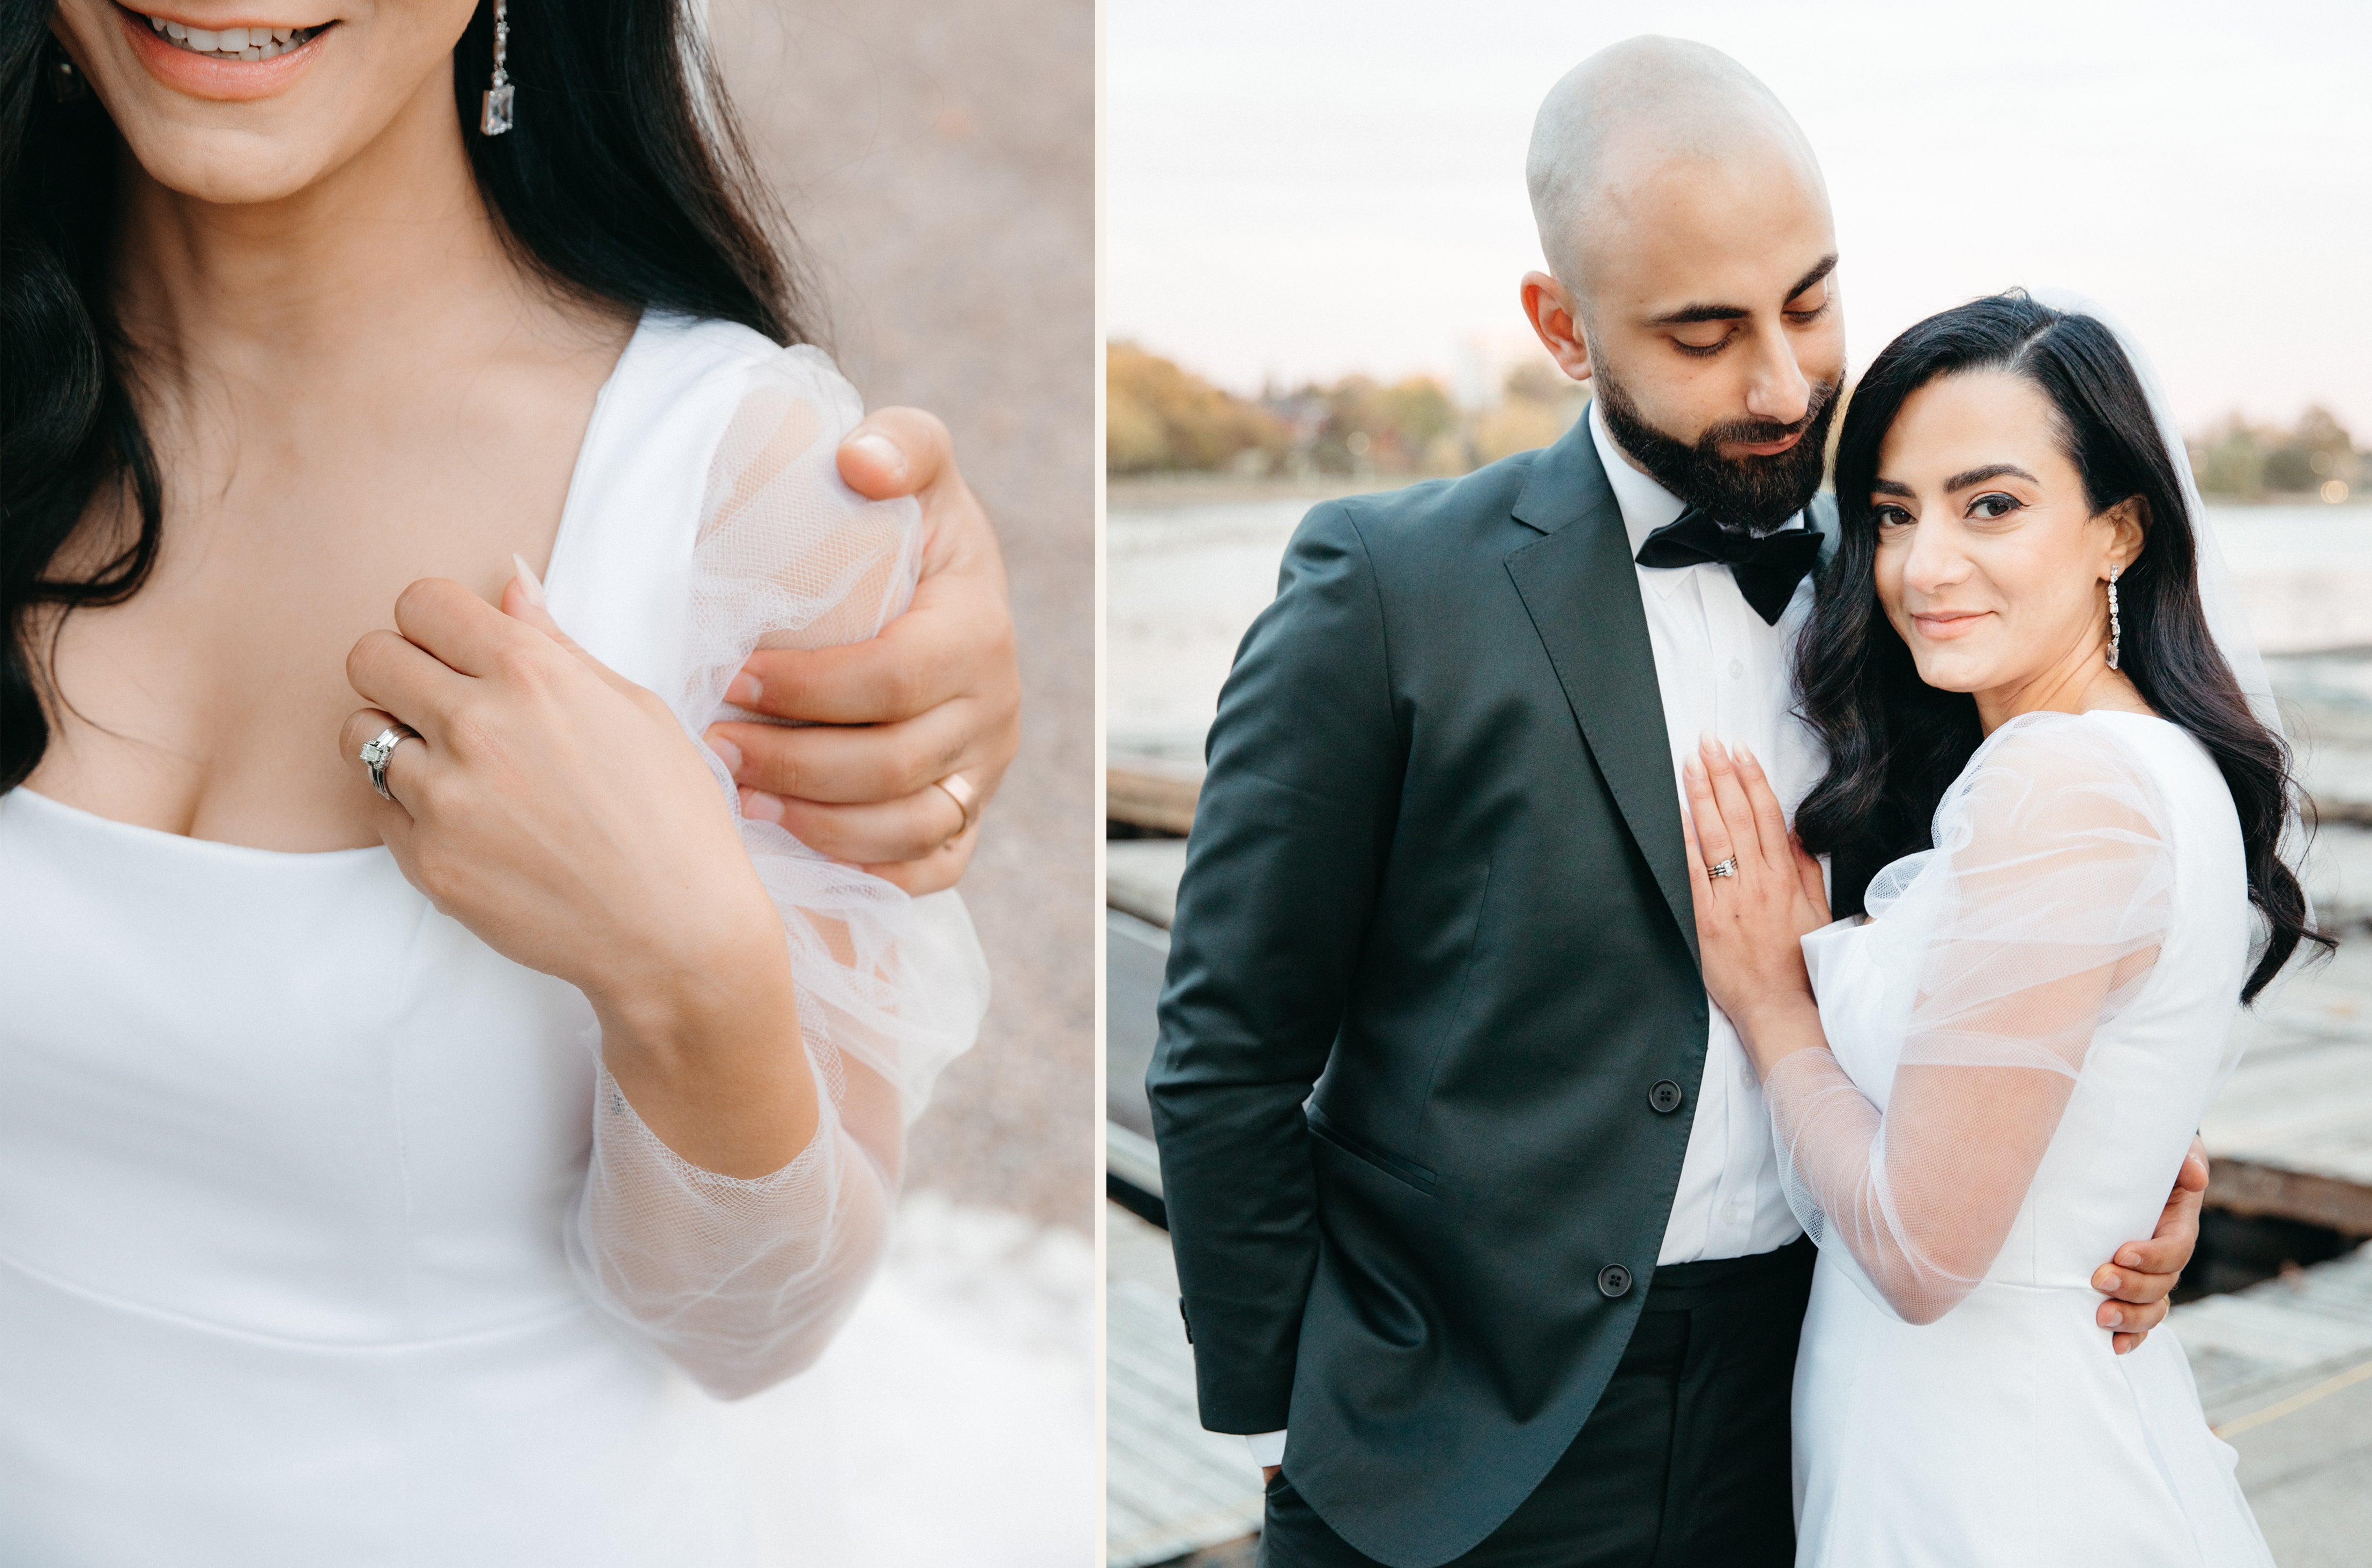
[126, 5, 330, 26]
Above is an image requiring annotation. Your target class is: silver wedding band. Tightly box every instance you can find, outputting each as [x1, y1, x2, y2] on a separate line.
[360, 723, 421, 802]
[933, 772, 980, 838]
[1707, 857, 1739, 880]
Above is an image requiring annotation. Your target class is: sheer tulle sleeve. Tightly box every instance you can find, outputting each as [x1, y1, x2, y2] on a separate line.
[1767, 716, 2175, 1325]
[563, 345, 990, 1397]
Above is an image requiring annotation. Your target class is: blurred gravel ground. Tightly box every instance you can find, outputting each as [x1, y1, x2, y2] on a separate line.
[713, 0, 1095, 1232]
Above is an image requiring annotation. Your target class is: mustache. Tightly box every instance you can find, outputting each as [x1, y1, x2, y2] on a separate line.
[1698, 377, 1843, 455]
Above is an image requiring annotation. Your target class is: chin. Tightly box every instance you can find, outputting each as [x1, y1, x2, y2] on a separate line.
[1905, 649, 1992, 696]
[124, 126, 335, 206]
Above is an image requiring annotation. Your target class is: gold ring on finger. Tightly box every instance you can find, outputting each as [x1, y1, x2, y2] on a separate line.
[932, 772, 980, 836]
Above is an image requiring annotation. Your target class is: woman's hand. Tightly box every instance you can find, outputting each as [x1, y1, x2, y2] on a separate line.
[339, 561, 816, 1175]
[702, 410, 1021, 895]
[1681, 733, 1832, 1072]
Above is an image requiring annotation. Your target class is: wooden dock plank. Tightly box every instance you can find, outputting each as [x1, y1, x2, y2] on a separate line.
[1107, 1202, 1263, 1567]
[2175, 1242, 2372, 1419]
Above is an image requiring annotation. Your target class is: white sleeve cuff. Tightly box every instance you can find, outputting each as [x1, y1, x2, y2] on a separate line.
[1245, 1429, 1287, 1468]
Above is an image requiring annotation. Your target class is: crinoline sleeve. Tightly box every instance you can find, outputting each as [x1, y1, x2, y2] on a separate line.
[563, 345, 990, 1398]
[1766, 717, 2175, 1325]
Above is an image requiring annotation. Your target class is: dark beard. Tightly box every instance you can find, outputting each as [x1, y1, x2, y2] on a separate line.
[1594, 361, 1841, 535]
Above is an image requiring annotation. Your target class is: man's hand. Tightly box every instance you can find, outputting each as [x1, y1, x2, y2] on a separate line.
[702, 409, 1021, 895]
[1262, 1466, 1281, 1485]
[2092, 1136, 2210, 1355]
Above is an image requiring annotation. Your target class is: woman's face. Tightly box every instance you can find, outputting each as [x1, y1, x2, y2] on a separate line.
[49, 1, 481, 204]
[1870, 368, 2143, 701]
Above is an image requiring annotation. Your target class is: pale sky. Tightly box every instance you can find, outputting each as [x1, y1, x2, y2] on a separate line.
[1107, 0, 2372, 435]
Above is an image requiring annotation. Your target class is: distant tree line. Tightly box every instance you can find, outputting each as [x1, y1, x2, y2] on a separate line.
[1107, 341, 1588, 480]
[2188, 406, 2359, 500]
[1112, 343, 2361, 504]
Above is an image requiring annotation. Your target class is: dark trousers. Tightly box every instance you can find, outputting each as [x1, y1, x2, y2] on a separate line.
[1258, 1237, 1816, 1568]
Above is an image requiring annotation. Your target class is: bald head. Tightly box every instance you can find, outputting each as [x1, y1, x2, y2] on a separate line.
[1527, 38, 1826, 300]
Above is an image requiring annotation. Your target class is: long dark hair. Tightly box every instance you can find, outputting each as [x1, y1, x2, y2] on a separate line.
[0, 1, 809, 791]
[1794, 292, 2328, 1002]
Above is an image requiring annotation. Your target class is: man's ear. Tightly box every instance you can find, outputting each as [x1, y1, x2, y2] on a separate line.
[1520, 272, 1594, 384]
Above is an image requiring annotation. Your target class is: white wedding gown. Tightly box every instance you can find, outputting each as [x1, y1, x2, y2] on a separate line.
[0, 315, 988, 1564]
[1782, 710, 2273, 1566]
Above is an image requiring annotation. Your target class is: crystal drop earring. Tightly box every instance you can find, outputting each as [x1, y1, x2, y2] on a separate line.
[2107, 564, 2123, 671]
[480, 0, 515, 136]
[51, 49, 86, 103]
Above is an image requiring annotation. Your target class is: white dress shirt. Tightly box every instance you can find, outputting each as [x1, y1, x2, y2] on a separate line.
[1247, 405, 1820, 1467]
[1586, 399, 1817, 1267]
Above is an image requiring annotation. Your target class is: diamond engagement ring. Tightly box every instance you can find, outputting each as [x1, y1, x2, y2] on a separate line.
[1707, 857, 1739, 880]
[360, 724, 421, 802]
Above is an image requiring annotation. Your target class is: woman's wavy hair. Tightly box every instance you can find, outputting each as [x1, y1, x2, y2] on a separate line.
[1793, 292, 2328, 1002]
[0, 1, 808, 789]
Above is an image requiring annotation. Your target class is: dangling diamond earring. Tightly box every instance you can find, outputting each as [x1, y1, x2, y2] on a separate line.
[51, 50, 87, 103]
[2107, 564, 2123, 671]
[479, 0, 515, 136]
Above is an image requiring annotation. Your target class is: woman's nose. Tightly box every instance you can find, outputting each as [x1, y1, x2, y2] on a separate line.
[1900, 519, 1969, 594]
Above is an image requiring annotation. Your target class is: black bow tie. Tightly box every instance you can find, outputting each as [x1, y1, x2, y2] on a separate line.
[1634, 507, 1822, 625]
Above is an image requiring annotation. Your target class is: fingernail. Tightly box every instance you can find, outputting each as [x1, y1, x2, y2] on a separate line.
[726, 672, 762, 707]
[849, 432, 904, 479]
[2103, 1307, 2123, 1327]
[2118, 1249, 2143, 1269]
[707, 734, 742, 774]
[1684, 756, 1706, 782]
[741, 789, 785, 826]
[510, 553, 548, 608]
[2099, 1271, 2121, 1293]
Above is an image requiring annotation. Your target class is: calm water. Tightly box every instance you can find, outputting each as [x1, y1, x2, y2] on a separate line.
[1109, 497, 2372, 759]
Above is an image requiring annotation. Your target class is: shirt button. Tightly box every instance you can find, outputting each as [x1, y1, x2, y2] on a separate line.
[1728, 658, 1744, 679]
[1648, 1079, 1685, 1114]
[1598, 1264, 1633, 1298]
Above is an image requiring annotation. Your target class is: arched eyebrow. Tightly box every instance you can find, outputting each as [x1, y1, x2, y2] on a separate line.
[1872, 464, 2040, 500]
[1648, 255, 1839, 328]
[1945, 463, 2039, 492]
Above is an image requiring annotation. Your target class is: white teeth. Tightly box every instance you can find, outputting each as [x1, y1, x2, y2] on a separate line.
[145, 17, 315, 60]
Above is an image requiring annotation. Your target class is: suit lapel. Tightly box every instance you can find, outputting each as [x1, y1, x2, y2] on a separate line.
[1504, 420, 1697, 963]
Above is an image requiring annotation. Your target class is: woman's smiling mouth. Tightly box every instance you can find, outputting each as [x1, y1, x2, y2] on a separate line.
[116, 5, 338, 99]
[140, 12, 326, 60]
[1910, 610, 1991, 640]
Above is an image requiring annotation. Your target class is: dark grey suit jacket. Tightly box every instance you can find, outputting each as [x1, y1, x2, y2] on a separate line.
[1147, 419, 1835, 1566]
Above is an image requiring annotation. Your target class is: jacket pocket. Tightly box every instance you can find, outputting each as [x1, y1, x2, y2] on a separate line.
[1305, 1103, 1437, 1196]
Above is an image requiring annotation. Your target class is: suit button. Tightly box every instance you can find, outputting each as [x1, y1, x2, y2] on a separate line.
[1598, 1263, 1633, 1298]
[1648, 1079, 1684, 1114]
